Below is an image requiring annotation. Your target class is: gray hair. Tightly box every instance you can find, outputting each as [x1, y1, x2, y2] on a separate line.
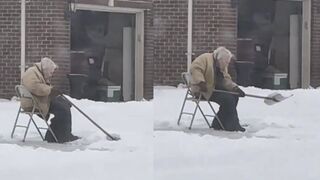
[40, 57, 58, 83]
[213, 47, 233, 62]
[41, 57, 58, 71]
[213, 47, 233, 70]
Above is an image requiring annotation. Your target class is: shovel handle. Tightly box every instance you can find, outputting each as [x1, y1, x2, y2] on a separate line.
[212, 89, 239, 95]
[245, 94, 276, 101]
[212, 89, 275, 101]
[60, 95, 117, 140]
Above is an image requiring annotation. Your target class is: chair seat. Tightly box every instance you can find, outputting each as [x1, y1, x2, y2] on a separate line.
[21, 111, 42, 115]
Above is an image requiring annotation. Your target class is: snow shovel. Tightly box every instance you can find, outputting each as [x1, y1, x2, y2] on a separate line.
[60, 95, 121, 141]
[212, 89, 293, 105]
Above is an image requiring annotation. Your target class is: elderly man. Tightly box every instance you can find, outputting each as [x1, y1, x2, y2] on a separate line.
[21, 57, 80, 143]
[190, 47, 246, 132]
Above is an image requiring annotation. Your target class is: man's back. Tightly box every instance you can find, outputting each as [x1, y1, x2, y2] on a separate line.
[21, 63, 51, 117]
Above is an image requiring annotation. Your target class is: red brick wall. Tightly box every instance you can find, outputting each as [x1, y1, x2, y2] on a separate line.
[0, 0, 21, 98]
[311, 0, 320, 87]
[25, 0, 70, 94]
[193, 0, 237, 56]
[193, 0, 237, 80]
[144, 9, 154, 100]
[153, 0, 188, 85]
[0, 0, 70, 99]
[153, 0, 237, 86]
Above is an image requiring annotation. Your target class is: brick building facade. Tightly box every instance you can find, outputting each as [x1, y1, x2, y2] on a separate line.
[0, 0, 153, 100]
[154, 0, 237, 85]
[153, 0, 320, 89]
[311, 0, 320, 86]
[0, 0, 21, 98]
[0, 0, 71, 98]
[1, 0, 320, 99]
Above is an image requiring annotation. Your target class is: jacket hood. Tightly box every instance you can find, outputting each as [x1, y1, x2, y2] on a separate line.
[35, 57, 57, 83]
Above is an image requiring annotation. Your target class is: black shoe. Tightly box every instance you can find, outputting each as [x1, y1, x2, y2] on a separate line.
[236, 125, 246, 132]
[64, 134, 81, 143]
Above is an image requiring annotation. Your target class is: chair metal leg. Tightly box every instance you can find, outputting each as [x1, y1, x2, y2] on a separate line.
[189, 95, 202, 130]
[177, 91, 189, 125]
[188, 103, 199, 130]
[207, 101, 225, 130]
[11, 107, 21, 138]
[30, 119, 44, 140]
[197, 104, 211, 128]
[38, 111, 58, 143]
[22, 117, 32, 142]
[44, 120, 58, 143]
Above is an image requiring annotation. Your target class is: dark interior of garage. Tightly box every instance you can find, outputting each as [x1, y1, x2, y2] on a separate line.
[237, 0, 302, 89]
[70, 10, 135, 101]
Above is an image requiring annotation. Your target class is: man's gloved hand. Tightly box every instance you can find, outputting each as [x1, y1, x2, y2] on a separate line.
[50, 87, 62, 97]
[233, 86, 245, 97]
[198, 81, 207, 92]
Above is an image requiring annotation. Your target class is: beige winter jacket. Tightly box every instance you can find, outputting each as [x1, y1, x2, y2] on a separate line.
[21, 63, 52, 117]
[190, 53, 237, 100]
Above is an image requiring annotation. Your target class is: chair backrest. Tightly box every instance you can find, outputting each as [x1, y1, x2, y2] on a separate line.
[181, 72, 202, 99]
[15, 85, 44, 115]
[15, 85, 32, 99]
[181, 72, 191, 86]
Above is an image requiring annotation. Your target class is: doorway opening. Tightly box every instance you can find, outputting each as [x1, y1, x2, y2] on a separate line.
[70, 10, 136, 102]
[237, 0, 303, 89]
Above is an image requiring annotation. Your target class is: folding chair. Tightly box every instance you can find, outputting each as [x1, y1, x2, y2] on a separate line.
[11, 85, 58, 142]
[177, 72, 224, 130]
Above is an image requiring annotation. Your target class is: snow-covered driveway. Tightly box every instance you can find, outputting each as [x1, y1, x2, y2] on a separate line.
[0, 97, 153, 180]
[1, 86, 320, 180]
[154, 86, 320, 180]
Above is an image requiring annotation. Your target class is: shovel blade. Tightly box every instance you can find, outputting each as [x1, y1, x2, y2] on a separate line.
[264, 93, 293, 105]
[106, 133, 121, 141]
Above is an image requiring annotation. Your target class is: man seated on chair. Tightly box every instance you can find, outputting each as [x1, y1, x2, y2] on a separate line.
[190, 47, 246, 132]
[21, 57, 80, 143]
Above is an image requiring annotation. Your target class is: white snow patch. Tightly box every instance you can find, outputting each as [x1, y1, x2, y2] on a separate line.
[154, 86, 320, 180]
[0, 96, 152, 180]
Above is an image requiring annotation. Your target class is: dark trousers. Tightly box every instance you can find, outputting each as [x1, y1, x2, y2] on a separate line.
[210, 91, 243, 131]
[45, 96, 72, 142]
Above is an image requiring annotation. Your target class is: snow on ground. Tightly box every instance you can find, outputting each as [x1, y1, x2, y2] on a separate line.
[154, 86, 320, 180]
[0, 96, 153, 180]
[1, 86, 320, 180]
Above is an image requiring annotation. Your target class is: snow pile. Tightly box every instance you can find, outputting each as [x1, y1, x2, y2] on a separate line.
[0, 96, 152, 180]
[154, 86, 320, 180]
[1, 86, 320, 180]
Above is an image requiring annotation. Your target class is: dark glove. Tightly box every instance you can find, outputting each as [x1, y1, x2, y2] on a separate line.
[50, 87, 62, 97]
[233, 86, 245, 97]
[198, 81, 207, 92]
